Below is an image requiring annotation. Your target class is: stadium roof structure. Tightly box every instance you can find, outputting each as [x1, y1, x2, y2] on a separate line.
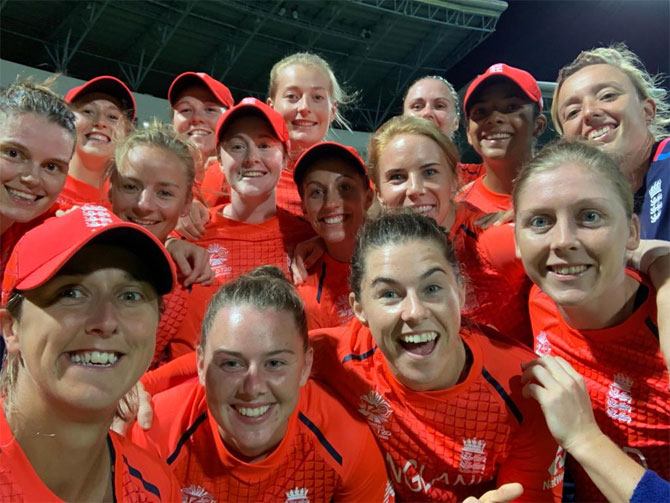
[0, 0, 507, 131]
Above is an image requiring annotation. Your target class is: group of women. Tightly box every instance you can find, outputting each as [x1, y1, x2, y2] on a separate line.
[0, 41, 668, 502]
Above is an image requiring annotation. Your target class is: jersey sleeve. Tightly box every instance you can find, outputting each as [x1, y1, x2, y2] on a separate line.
[476, 222, 526, 278]
[141, 352, 198, 395]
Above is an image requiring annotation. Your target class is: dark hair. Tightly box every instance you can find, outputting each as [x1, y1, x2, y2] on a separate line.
[0, 79, 76, 139]
[349, 211, 461, 300]
[201, 266, 308, 350]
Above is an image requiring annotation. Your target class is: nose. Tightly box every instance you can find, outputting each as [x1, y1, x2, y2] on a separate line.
[406, 172, 426, 197]
[190, 105, 206, 124]
[486, 108, 505, 124]
[582, 97, 602, 125]
[297, 94, 310, 114]
[401, 290, 429, 324]
[136, 189, 155, 213]
[243, 143, 261, 166]
[551, 217, 579, 252]
[419, 104, 435, 120]
[323, 187, 343, 209]
[85, 296, 119, 338]
[239, 364, 268, 399]
[19, 161, 41, 186]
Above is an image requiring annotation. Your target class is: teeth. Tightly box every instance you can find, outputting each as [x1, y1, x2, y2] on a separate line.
[130, 217, 159, 226]
[401, 331, 438, 344]
[189, 129, 210, 136]
[486, 133, 511, 140]
[323, 215, 345, 224]
[69, 351, 119, 367]
[235, 405, 270, 417]
[552, 265, 588, 275]
[588, 125, 613, 140]
[293, 121, 316, 126]
[6, 187, 39, 201]
[243, 171, 264, 178]
[410, 205, 433, 214]
[87, 133, 109, 142]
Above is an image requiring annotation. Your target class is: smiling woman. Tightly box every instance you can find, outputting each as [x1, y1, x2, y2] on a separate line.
[0, 205, 180, 501]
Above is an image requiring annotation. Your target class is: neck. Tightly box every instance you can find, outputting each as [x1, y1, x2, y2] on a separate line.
[224, 191, 277, 223]
[7, 379, 114, 501]
[1, 215, 15, 235]
[325, 239, 355, 263]
[288, 146, 306, 164]
[558, 273, 639, 330]
[621, 134, 656, 193]
[69, 152, 107, 188]
[482, 157, 525, 195]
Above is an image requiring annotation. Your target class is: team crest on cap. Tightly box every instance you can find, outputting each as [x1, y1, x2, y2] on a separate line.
[358, 390, 393, 439]
[489, 63, 504, 73]
[285, 487, 309, 503]
[81, 205, 114, 229]
[240, 97, 258, 105]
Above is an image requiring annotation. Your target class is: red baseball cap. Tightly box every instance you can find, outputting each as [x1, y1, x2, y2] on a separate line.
[168, 72, 234, 109]
[1, 205, 176, 305]
[293, 141, 369, 193]
[65, 75, 136, 122]
[215, 97, 290, 151]
[463, 63, 543, 117]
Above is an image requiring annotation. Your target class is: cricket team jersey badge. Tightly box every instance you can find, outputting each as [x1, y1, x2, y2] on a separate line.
[458, 438, 487, 475]
[607, 373, 634, 424]
[207, 243, 231, 278]
[358, 390, 393, 439]
[182, 484, 216, 503]
[285, 487, 309, 503]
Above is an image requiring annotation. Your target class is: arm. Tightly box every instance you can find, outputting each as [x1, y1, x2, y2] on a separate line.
[175, 199, 210, 241]
[165, 238, 214, 287]
[290, 235, 326, 285]
[521, 356, 653, 503]
[648, 254, 670, 375]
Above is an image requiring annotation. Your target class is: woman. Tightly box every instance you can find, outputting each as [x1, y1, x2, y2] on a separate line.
[552, 43, 670, 240]
[403, 75, 460, 140]
[0, 205, 181, 501]
[292, 141, 373, 328]
[130, 266, 392, 502]
[108, 121, 213, 365]
[267, 51, 355, 218]
[173, 98, 313, 348]
[1, 80, 76, 277]
[59, 75, 135, 206]
[513, 139, 669, 502]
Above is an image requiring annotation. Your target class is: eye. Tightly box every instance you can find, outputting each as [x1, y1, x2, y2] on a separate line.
[387, 172, 406, 183]
[157, 189, 175, 198]
[58, 286, 85, 300]
[2, 148, 22, 160]
[313, 93, 325, 102]
[529, 215, 551, 230]
[176, 106, 192, 115]
[205, 106, 221, 114]
[107, 113, 120, 122]
[505, 103, 522, 113]
[425, 284, 442, 294]
[309, 187, 324, 198]
[379, 289, 399, 300]
[423, 168, 438, 177]
[266, 359, 286, 370]
[410, 103, 423, 111]
[580, 210, 603, 225]
[434, 103, 447, 110]
[43, 162, 62, 173]
[219, 359, 244, 371]
[339, 182, 352, 193]
[120, 290, 144, 302]
[284, 92, 299, 102]
[227, 142, 246, 153]
[122, 183, 139, 192]
[564, 107, 580, 121]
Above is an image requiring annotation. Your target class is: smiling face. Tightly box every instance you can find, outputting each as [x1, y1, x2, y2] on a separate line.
[0, 245, 160, 417]
[351, 238, 465, 391]
[375, 133, 456, 227]
[300, 158, 371, 249]
[219, 115, 285, 201]
[197, 304, 312, 462]
[466, 80, 545, 168]
[403, 78, 459, 138]
[172, 85, 225, 159]
[110, 144, 192, 242]
[514, 162, 639, 312]
[268, 64, 337, 152]
[555, 64, 655, 171]
[0, 112, 73, 229]
[72, 93, 130, 166]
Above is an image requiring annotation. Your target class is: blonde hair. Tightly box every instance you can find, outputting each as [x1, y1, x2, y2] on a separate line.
[367, 115, 460, 186]
[404, 75, 461, 121]
[552, 43, 670, 140]
[268, 51, 356, 131]
[513, 139, 634, 218]
[110, 120, 200, 193]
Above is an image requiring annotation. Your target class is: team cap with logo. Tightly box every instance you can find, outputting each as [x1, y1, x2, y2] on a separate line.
[293, 141, 369, 192]
[65, 75, 136, 122]
[168, 72, 234, 110]
[215, 97, 290, 151]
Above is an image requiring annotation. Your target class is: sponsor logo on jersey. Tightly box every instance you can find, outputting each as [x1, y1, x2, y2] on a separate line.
[458, 438, 487, 475]
[607, 373, 634, 424]
[82, 205, 114, 229]
[535, 331, 552, 356]
[543, 446, 565, 490]
[182, 484, 216, 503]
[285, 487, 309, 503]
[649, 179, 662, 224]
[383, 480, 396, 503]
[358, 390, 393, 439]
[207, 243, 231, 278]
[386, 453, 484, 494]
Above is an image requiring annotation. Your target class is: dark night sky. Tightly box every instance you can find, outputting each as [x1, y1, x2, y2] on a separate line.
[446, 0, 670, 91]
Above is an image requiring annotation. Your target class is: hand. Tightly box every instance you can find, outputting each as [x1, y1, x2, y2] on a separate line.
[290, 236, 326, 285]
[475, 210, 514, 229]
[462, 483, 524, 503]
[176, 200, 209, 240]
[112, 382, 154, 434]
[165, 238, 214, 287]
[521, 356, 600, 451]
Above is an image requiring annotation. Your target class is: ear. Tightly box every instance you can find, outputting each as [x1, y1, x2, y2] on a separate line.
[0, 309, 21, 354]
[299, 346, 313, 386]
[642, 97, 656, 125]
[350, 292, 368, 326]
[196, 346, 206, 387]
[363, 187, 374, 211]
[266, 97, 274, 108]
[465, 121, 476, 147]
[457, 282, 466, 310]
[329, 101, 338, 125]
[627, 214, 641, 252]
[533, 113, 548, 138]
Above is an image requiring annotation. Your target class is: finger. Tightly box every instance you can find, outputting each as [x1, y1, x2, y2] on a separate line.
[172, 252, 193, 280]
[137, 391, 154, 430]
[489, 483, 524, 502]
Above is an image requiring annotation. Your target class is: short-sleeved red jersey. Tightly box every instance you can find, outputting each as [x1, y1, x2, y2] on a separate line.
[0, 406, 181, 502]
[173, 205, 315, 348]
[309, 320, 564, 502]
[276, 163, 306, 219]
[450, 203, 533, 346]
[456, 174, 513, 213]
[131, 378, 394, 503]
[529, 269, 670, 502]
[198, 159, 230, 207]
[56, 175, 111, 207]
[297, 253, 354, 329]
[151, 282, 193, 368]
[458, 162, 484, 187]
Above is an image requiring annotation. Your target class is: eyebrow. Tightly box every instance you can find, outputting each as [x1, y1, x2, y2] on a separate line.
[370, 266, 447, 287]
[211, 349, 296, 358]
[560, 81, 625, 108]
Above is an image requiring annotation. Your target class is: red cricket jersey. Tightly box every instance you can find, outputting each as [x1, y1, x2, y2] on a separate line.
[130, 378, 394, 503]
[297, 253, 354, 330]
[276, 162, 306, 219]
[56, 175, 111, 207]
[456, 174, 513, 213]
[309, 320, 563, 502]
[458, 162, 484, 187]
[173, 205, 315, 350]
[450, 203, 533, 346]
[529, 269, 670, 502]
[151, 282, 193, 368]
[0, 405, 181, 502]
[198, 159, 230, 208]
